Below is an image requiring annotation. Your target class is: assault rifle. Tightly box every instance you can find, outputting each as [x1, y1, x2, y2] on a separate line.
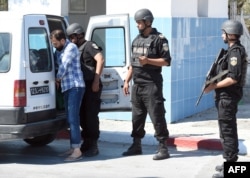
[195, 48, 228, 106]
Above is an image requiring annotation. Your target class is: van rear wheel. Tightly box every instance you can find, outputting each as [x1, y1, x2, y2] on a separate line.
[23, 133, 56, 146]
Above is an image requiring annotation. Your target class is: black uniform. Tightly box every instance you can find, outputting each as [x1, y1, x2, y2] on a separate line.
[130, 28, 171, 142]
[79, 41, 103, 141]
[214, 41, 247, 162]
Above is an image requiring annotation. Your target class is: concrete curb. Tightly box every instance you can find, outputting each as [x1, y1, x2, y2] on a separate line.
[56, 130, 223, 151]
[167, 137, 222, 150]
[57, 130, 250, 155]
[238, 140, 250, 155]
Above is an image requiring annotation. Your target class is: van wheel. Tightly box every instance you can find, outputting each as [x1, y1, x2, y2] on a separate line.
[23, 134, 56, 146]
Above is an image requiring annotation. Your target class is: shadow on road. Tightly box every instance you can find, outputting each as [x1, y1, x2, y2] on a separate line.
[0, 139, 222, 165]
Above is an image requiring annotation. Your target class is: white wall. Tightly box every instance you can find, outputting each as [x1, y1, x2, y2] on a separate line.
[8, 0, 67, 16]
[107, 0, 228, 18]
[171, 0, 198, 17]
[198, 0, 228, 17]
[106, 0, 172, 17]
[207, 0, 228, 17]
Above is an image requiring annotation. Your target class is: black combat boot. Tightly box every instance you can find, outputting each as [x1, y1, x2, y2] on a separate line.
[122, 138, 142, 156]
[153, 140, 170, 160]
[84, 139, 99, 157]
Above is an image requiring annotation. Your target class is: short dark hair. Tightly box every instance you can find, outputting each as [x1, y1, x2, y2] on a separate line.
[50, 30, 66, 41]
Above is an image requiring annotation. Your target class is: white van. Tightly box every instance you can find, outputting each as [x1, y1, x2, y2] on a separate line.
[0, 13, 132, 146]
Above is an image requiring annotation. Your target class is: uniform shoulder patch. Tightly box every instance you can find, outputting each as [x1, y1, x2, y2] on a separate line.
[230, 57, 237, 66]
[158, 34, 166, 39]
[92, 43, 99, 49]
[163, 43, 169, 51]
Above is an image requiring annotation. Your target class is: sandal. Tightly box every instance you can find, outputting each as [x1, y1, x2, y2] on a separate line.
[64, 154, 82, 162]
[58, 149, 73, 157]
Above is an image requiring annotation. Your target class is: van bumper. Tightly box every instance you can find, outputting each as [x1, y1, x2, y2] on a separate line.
[0, 117, 67, 140]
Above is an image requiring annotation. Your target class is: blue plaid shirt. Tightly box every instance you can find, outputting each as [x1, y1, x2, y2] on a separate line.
[56, 40, 85, 92]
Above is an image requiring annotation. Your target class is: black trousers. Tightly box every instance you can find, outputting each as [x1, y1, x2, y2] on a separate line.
[80, 80, 102, 140]
[216, 98, 240, 162]
[131, 83, 169, 142]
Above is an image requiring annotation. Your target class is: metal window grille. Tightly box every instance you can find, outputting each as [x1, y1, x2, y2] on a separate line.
[0, 0, 8, 11]
[69, 0, 86, 14]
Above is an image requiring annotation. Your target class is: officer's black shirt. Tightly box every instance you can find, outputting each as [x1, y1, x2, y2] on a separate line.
[215, 41, 247, 99]
[131, 28, 171, 84]
[80, 41, 101, 81]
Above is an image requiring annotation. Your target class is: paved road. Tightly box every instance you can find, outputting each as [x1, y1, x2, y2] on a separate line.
[0, 139, 250, 178]
[97, 103, 250, 154]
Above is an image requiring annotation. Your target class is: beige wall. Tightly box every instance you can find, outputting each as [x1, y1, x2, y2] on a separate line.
[68, 0, 106, 31]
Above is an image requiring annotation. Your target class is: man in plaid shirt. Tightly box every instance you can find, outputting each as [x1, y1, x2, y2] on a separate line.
[50, 29, 85, 162]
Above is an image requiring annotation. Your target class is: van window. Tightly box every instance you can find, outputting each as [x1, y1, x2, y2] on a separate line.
[0, 33, 10, 72]
[91, 28, 126, 67]
[28, 28, 52, 73]
[47, 17, 67, 33]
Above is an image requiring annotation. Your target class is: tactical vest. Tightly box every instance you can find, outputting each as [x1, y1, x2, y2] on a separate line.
[216, 45, 248, 87]
[79, 41, 96, 81]
[131, 33, 161, 70]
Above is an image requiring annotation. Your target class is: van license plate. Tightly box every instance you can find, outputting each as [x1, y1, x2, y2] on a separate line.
[30, 86, 49, 95]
